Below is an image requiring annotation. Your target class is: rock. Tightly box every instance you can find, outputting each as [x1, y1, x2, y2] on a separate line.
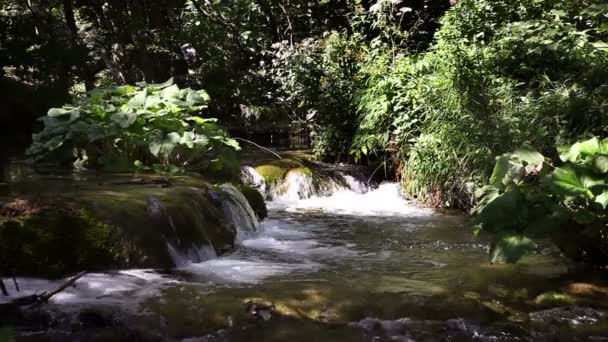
[0, 174, 238, 277]
[530, 306, 607, 327]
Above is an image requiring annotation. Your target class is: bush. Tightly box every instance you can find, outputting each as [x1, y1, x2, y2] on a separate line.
[269, 33, 362, 161]
[352, 0, 608, 208]
[27, 79, 239, 171]
[474, 138, 608, 266]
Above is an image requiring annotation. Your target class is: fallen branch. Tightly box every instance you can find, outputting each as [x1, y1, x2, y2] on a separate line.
[33, 271, 87, 306]
[0, 278, 7, 296]
[2, 271, 87, 308]
[234, 138, 282, 160]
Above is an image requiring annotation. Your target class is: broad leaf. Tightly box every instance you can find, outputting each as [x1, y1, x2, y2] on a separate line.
[549, 165, 604, 199]
[513, 144, 544, 167]
[149, 131, 181, 158]
[110, 111, 138, 128]
[127, 89, 148, 109]
[591, 154, 608, 174]
[490, 234, 536, 264]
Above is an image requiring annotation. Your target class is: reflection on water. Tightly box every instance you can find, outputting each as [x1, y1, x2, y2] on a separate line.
[3, 182, 608, 341]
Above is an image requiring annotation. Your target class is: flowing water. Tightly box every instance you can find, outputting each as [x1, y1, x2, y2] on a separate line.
[2, 171, 608, 341]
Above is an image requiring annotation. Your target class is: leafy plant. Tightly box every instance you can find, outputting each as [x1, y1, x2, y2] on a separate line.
[474, 138, 608, 266]
[27, 79, 239, 171]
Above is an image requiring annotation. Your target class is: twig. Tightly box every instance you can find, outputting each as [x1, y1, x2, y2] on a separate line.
[234, 138, 282, 160]
[12, 276, 19, 292]
[0, 278, 8, 296]
[367, 161, 387, 185]
[31, 271, 87, 306]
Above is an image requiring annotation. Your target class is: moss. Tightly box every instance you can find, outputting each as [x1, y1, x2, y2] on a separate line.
[255, 165, 288, 186]
[254, 158, 308, 186]
[287, 167, 313, 177]
[234, 184, 268, 220]
[0, 203, 129, 278]
[534, 292, 575, 306]
[0, 174, 237, 277]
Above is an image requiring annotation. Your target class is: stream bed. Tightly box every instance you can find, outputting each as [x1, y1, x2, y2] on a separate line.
[2, 183, 608, 341]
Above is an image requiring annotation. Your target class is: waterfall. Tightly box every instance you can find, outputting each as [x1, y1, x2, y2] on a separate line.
[163, 184, 261, 266]
[241, 166, 266, 195]
[219, 183, 261, 239]
[241, 165, 369, 201]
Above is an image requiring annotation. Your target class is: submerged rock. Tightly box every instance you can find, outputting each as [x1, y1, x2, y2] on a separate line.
[0, 173, 253, 277]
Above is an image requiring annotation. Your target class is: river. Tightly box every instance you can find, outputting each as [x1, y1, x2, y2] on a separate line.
[2, 177, 608, 341]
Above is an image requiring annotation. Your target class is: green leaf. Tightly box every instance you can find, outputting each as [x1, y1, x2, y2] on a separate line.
[48, 108, 68, 117]
[490, 234, 535, 264]
[489, 155, 509, 185]
[149, 131, 181, 158]
[127, 89, 148, 109]
[595, 189, 608, 209]
[591, 154, 608, 174]
[161, 84, 181, 100]
[574, 208, 596, 225]
[513, 144, 544, 166]
[550, 165, 604, 199]
[110, 111, 138, 128]
[187, 116, 217, 125]
[147, 78, 174, 90]
[113, 85, 136, 95]
[558, 142, 581, 162]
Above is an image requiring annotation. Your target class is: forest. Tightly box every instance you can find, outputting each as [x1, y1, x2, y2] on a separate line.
[1, 0, 608, 341]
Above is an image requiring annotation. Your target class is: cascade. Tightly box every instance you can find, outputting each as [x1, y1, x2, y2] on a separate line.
[241, 166, 266, 194]
[219, 183, 261, 238]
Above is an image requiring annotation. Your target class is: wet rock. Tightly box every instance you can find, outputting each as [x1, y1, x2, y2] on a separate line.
[352, 317, 533, 342]
[0, 174, 239, 277]
[530, 306, 607, 327]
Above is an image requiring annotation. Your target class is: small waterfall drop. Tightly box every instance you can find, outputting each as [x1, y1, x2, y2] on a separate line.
[219, 183, 261, 239]
[241, 166, 266, 194]
[166, 242, 217, 268]
[271, 182, 434, 217]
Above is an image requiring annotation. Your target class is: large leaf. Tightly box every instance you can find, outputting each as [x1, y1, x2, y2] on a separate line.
[110, 111, 138, 128]
[474, 185, 524, 231]
[512, 144, 544, 167]
[595, 189, 608, 209]
[549, 165, 604, 199]
[149, 131, 181, 158]
[147, 78, 174, 90]
[591, 154, 608, 174]
[161, 84, 181, 100]
[127, 88, 148, 109]
[490, 234, 535, 264]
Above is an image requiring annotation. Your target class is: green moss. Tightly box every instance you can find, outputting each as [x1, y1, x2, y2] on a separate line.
[0, 174, 237, 278]
[0, 204, 129, 278]
[254, 158, 308, 186]
[535, 292, 575, 306]
[255, 165, 288, 186]
[288, 167, 313, 177]
[234, 184, 268, 220]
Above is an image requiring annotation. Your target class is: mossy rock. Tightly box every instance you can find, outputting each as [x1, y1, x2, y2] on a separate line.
[253, 158, 305, 185]
[234, 184, 268, 220]
[0, 174, 236, 278]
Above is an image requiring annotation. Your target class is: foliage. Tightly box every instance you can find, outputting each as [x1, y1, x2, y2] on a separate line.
[474, 138, 608, 265]
[27, 79, 239, 171]
[349, 0, 608, 208]
[269, 32, 362, 160]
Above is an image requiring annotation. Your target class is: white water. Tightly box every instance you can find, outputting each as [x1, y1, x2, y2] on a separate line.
[1, 177, 430, 307]
[270, 182, 434, 217]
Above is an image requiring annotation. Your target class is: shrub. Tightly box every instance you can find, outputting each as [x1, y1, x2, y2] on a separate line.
[474, 138, 608, 266]
[27, 79, 239, 171]
[351, 0, 608, 208]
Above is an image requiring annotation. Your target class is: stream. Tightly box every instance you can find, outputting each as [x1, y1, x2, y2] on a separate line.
[2, 176, 608, 341]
